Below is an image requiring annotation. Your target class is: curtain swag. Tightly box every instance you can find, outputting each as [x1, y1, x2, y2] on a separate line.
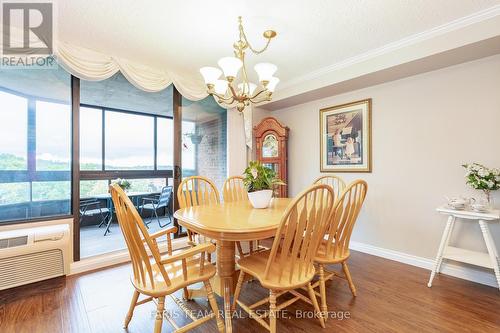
[4, 26, 253, 148]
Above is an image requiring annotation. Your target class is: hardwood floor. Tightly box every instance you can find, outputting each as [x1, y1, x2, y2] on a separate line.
[1, 251, 499, 333]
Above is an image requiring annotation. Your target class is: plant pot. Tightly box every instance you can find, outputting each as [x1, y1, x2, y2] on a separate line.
[248, 189, 273, 209]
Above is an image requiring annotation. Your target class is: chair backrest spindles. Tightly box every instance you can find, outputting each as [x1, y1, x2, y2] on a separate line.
[110, 184, 171, 288]
[323, 180, 367, 259]
[263, 184, 334, 284]
[222, 176, 248, 202]
[314, 175, 346, 200]
[177, 176, 220, 209]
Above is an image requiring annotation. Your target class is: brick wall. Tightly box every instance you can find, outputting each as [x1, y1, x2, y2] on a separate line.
[196, 112, 227, 191]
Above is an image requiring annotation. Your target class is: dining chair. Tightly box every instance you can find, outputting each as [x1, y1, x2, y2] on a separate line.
[222, 176, 248, 202]
[232, 184, 335, 333]
[313, 175, 346, 200]
[222, 176, 260, 257]
[139, 186, 173, 228]
[313, 179, 367, 316]
[177, 176, 220, 246]
[109, 184, 224, 333]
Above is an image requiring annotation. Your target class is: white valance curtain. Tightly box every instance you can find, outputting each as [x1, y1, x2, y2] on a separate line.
[4, 26, 252, 148]
[55, 42, 253, 148]
[55, 42, 208, 100]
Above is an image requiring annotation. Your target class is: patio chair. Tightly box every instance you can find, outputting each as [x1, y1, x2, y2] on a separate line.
[79, 199, 110, 227]
[139, 186, 173, 228]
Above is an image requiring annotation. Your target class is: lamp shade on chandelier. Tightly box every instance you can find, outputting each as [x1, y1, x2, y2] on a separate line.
[200, 17, 279, 112]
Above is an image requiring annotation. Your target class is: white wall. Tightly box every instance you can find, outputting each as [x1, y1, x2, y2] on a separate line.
[227, 108, 247, 176]
[264, 54, 500, 260]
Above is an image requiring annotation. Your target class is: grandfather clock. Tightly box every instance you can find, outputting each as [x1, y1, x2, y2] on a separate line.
[254, 117, 289, 197]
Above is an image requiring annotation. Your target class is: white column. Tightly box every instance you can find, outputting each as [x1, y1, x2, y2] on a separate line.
[226, 108, 247, 176]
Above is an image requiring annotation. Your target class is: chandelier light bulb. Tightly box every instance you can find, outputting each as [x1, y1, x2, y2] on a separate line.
[218, 57, 243, 81]
[267, 77, 280, 92]
[254, 63, 277, 84]
[214, 79, 229, 95]
[200, 67, 222, 85]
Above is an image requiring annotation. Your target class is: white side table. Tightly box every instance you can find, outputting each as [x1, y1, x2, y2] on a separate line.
[428, 206, 500, 290]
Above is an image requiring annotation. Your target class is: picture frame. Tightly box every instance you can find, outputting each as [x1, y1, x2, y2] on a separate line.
[320, 98, 372, 172]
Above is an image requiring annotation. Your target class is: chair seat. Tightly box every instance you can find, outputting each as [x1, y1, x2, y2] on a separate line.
[237, 250, 316, 290]
[132, 253, 216, 297]
[314, 239, 350, 264]
[139, 203, 156, 210]
[82, 208, 109, 216]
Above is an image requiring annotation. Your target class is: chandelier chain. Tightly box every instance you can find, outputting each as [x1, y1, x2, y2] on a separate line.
[238, 17, 273, 55]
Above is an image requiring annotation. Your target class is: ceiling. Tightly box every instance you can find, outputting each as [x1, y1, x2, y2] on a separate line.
[53, 0, 500, 91]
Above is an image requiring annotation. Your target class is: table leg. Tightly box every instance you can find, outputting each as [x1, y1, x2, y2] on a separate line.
[428, 216, 455, 287]
[217, 240, 236, 333]
[478, 220, 500, 290]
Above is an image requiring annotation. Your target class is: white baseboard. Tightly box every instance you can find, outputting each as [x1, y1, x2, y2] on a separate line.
[70, 237, 189, 275]
[350, 241, 498, 288]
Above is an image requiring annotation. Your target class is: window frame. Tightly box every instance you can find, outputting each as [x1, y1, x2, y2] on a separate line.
[0, 84, 73, 225]
[79, 103, 173, 182]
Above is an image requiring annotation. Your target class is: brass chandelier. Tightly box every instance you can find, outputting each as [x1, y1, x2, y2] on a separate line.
[200, 17, 279, 112]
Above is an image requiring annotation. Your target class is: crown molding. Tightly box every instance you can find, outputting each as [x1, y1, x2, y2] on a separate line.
[278, 5, 500, 91]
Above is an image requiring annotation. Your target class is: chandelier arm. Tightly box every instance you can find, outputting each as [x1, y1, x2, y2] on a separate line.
[228, 84, 240, 100]
[212, 92, 234, 102]
[249, 92, 272, 104]
[248, 88, 269, 102]
[219, 99, 238, 109]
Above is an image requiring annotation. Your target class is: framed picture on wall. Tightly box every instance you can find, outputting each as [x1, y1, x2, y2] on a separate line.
[320, 99, 372, 172]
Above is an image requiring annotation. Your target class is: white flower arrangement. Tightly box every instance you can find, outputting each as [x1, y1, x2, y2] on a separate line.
[462, 163, 500, 203]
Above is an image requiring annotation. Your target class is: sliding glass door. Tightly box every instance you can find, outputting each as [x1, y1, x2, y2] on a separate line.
[78, 73, 173, 258]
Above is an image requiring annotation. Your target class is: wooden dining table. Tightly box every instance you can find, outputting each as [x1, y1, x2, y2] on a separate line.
[174, 197, 293, 333]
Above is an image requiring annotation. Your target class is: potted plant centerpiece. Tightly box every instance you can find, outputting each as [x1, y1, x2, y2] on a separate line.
[463, 163, 500, 207]
[111, 178, 131, 192]
[243, 161, 285, 209]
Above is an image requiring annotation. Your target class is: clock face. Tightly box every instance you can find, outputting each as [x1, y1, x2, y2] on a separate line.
[262, 134, 278, 158]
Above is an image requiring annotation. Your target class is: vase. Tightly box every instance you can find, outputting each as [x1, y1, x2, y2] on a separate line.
[248, 189, 273, 209]
[482, 190, 494, 208]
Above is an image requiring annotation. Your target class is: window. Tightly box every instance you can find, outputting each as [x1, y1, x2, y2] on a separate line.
[157, 118, 173, 170]
[128, 178, 166, 193]
[105, 111, 154, 170]
[80, 107, 102, 170]
[0, 182, 29, 205]
[182, 121, 196, 171]
[80, 180, 109, 198]
[181, 96, 227, 190]
[0, 91, 27, 170]
[36, 101, 71, 171]
[0, 64, 71, 223]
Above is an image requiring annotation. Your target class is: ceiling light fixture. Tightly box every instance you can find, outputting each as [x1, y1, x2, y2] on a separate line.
[200, 16, 278, 112]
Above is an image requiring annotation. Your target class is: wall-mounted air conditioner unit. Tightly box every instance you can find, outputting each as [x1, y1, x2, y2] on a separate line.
[0, 224, 70, 290]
